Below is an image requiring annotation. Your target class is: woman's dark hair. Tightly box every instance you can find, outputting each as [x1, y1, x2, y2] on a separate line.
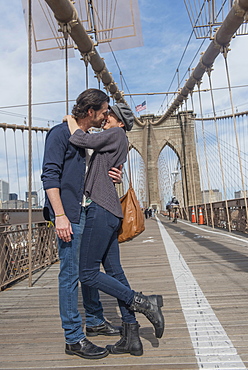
[72, 88, 110, 119]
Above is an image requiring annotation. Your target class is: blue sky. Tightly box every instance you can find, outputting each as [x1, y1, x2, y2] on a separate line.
[0, 1, 247, 128]
[0, 0, 223, 127]
[0, 1, 248, 203]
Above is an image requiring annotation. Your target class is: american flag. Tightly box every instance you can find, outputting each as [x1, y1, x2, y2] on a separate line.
[135, 101, 146, 112]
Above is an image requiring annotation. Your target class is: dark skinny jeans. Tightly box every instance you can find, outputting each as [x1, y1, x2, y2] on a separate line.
[79, 202, 136, 324]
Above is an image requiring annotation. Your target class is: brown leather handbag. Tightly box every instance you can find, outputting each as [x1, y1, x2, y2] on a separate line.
[118, 147, 145, 243]
[118, 184, 145, 243]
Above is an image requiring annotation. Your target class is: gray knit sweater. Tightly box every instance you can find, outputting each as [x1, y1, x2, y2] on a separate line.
[69, 127, 128, 218]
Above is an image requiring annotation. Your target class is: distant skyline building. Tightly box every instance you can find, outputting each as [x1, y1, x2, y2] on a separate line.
[9, 193, 18, 200]
[25, 191, 39, 207]
[0, 180, 9, 202]
[202, 189, 222, 203]
[0, 187, 41, 209]
[2, 199, 28, 209]
[234, 190, 248, 199]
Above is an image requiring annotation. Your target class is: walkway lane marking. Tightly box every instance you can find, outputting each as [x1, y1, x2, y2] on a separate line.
[156, 216, 247, 370]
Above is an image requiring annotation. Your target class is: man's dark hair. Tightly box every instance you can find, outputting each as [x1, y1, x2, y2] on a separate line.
[72, 88, 110, 119]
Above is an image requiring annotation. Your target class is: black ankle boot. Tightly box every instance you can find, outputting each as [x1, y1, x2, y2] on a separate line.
[106, 321, 143, 356]
[129, 292, 164, 338]
[65, 338, 109, 359]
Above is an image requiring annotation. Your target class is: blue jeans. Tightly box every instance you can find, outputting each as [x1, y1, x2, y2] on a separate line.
[79, 202, 136, 324]
[57, 207, 104, 344]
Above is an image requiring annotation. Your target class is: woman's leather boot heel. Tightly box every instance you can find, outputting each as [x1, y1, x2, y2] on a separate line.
[106, 321, 143, 356]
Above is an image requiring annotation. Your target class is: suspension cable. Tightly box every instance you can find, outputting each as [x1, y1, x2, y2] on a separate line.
[3, 129, 10, 187]
[187, 148, 195, 212]
[32, 136, 38, 194]
[197, 81, 215, 228]
[28, 0, 33, 287]
[190, 91, 209, 225]
[89, 1, 136, 107]
[190, 151, 198, 221]
[64, 30, 69, 115]
[22, 129, 28, 185]
[35, 131, 42, 170]
[207, 67, 231, 232]
[13, 130, 21, 199]
[221, 45, 248, 226]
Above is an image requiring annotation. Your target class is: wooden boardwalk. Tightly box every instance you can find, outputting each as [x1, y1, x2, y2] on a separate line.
[1, 215, 248, 370]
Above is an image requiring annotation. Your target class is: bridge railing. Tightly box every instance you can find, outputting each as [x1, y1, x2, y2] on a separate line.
[2, 197, 247, 290]
[162, 197, 248, 233]
[195, 198, 247, 233]
[0, 219, 58, 291]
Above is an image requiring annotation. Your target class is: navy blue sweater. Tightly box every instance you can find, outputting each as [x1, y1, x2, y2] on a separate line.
[41, 122, 86, 223]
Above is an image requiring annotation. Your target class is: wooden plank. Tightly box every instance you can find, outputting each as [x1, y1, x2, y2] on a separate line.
[1, 216, 248, 369]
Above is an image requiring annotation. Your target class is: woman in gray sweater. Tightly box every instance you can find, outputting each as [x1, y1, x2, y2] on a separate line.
[68, 103, 164, 356]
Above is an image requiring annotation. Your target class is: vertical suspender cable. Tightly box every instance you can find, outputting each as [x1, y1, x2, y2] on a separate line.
[144, 159, 147, 208]
[32, 141, 37, 194]
[28, 0, 33, 287]
[136, 152, 139, 200]
[143, 160, 147, 208]
[191, 92, 209, 225]
[137, 153, 140, 201]
[139, 159, 143, 206]
[22, 129, 28, 184]
[134, 150, 137, 196]
[13, 130, 21, 200]
[140, 159, 143, 207]
[222, 47, 248, 225]
[197, 83, 215, 228]
[3, 129, 10, 186]
[207, 69, 231, 232]
[190, 151, 198, 222]
[65, 32, 69, 115]
[136, 152, 139, 198]
[130, 149, 134, 190]
[179, 112, 189, 210]
[139, 156, 143, 203]
[35, 131, 42, 170]
[85, 62, 89, 90]
[187, 150, 195, 217]
[131, 149, 135, 184]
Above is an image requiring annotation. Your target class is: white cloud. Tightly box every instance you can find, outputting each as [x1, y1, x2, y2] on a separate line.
[1, 0, 248, 202]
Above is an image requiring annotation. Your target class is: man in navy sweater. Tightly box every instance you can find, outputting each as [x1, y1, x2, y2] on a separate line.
[41, 89, 122, 360]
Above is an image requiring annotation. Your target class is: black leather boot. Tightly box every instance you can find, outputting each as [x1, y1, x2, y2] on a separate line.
[129, 292, 164, 338]
[106, 321, 143, 356]
[86, 320, 122, 337]
[65, 338, 109, 359]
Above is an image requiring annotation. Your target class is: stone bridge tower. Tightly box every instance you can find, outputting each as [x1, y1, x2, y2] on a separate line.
[127, 111, 202, 210]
